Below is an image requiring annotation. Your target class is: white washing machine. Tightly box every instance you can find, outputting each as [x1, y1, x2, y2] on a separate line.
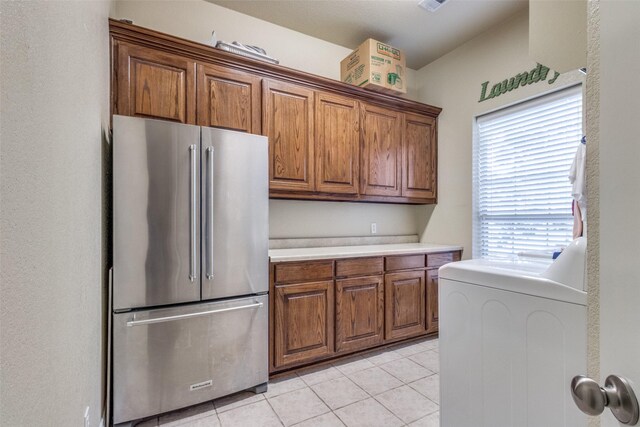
[439, 238, 587, 427]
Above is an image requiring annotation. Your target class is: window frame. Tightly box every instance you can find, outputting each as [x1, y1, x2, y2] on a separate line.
[472, 84, 583, 259]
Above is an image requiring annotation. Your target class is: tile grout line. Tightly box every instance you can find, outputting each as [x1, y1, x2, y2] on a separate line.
[262, 396, 286, 427]
[374, 352, 433, 385]
[367, 350, 440, 425]
[406, 377, 440, 406]
[310, 375, 370, 412]
[304, 385, 343, 425]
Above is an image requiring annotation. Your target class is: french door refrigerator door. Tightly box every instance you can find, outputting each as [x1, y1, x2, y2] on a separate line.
[113, 115, 201, 310]
[201, 127, 268, 300]
[112, 295, 268, 424]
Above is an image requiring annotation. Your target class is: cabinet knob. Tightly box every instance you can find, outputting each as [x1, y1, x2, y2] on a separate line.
[571, 375, 639, 424]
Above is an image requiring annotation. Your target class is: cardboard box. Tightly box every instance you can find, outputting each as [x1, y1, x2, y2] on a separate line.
[340, 39, 407, 95]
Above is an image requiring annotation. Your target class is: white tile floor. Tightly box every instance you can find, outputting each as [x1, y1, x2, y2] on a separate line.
[135, 337, 440, 427]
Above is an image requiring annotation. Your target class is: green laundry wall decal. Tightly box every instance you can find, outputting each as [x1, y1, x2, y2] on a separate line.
[479, 63, 560, 103]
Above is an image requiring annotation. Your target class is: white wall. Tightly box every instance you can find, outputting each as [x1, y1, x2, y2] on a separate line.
[114, 0, 349, 81]
[414, 10, 585, 257]
[529, 0, 587, 73]
[269, 200, 417, 238]
[0, 1, 112, 426]
[114, 0, 421, 239]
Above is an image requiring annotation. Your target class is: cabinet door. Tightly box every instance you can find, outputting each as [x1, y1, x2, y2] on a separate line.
[274, 280, 334, 368]
[196, 64, 261, 133]
[115, 42, 196, 124]
[263, 80, 315, 192]
[385, 271, 426, 340]
[426, 269, 439, 334]
[315, 92, 360, 194]
[402, 113, 437, 199]
[335, 276, 384, 353]
[360, 103, 402, 196]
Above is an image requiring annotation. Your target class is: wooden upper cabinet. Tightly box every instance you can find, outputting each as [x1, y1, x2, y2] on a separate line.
[426, 269, 439, 334]
[196, 63, 261, 133]
[402, 113, 437, 199]
[315, 92, 360, 194]
[384, 270, 426, 340]
[263, 79, 315, 192]
[335, 275, 384, 353]
[115, 42, 195, 124]
[110, 22, 443, 204]
[273, 280, 334, 368]
[360, 104, 402, 197]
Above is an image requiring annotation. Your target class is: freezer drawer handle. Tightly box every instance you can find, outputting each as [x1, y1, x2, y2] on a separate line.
[126, 301, 264, 327]
[206, 146, 214, 280]
[189, 144, 197, 282]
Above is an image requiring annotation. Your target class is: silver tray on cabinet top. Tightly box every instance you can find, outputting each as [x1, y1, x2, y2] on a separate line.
[215, 41, 279, 64]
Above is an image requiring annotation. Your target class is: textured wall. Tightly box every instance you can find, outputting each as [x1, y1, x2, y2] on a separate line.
[0, 1, 112, 425]
[585, 1, 600, 426]
[113, 0, 420, 240]
[414, 10, 585, 258]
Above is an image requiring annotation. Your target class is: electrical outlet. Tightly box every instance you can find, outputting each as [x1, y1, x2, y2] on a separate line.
[370, 223, 377, 234]
[84, 407, 90, 427]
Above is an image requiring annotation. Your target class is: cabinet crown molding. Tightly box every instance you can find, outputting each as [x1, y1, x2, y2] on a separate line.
[109, 19, 442, 118]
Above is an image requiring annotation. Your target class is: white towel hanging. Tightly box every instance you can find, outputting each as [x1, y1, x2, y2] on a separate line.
[569, 137, 587, 219]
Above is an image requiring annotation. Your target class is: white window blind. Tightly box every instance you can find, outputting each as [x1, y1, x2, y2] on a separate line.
[474, 85, 583, 259]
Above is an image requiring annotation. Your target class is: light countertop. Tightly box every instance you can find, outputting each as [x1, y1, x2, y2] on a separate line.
[269, 243, 463, 262]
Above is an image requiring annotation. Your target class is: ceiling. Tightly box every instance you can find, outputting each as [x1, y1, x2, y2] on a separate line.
[208, 0, 528, 69]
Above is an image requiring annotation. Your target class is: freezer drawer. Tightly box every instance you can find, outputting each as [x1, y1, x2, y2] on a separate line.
[113, 295, 268, 424]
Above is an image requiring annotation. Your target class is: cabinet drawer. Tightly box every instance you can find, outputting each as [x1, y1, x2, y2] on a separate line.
[274, 261, 333, 284]
[427, 252, 460, 269]
[336, 257, 383, 278]
[385, 254, 425, 271]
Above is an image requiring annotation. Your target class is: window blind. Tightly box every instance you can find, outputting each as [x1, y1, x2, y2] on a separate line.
[474, 85, 583, 259]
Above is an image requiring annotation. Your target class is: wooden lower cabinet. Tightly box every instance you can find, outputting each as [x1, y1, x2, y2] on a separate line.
[384, 270, 426, 340]
[426, 269, 439, 334]
[335, 275, 384, 353]
[269, 250, 459, 373]
[273, 280, 334, 369]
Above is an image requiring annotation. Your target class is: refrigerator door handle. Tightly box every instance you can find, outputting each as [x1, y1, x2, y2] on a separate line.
[206, 146, 214, 280]
[189, 144, 197, 282]
[126, 301, 264, 327]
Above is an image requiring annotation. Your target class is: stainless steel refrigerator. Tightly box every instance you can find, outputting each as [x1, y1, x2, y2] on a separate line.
[111, 115, 268, 425]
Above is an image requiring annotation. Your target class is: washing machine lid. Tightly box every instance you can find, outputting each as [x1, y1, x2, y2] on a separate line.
[439, 259, 587, 306]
